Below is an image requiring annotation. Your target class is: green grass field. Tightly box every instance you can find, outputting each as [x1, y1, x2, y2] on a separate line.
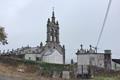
[92, 76, 120, 80]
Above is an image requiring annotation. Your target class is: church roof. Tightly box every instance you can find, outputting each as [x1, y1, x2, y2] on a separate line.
[21, 47, 43, 54]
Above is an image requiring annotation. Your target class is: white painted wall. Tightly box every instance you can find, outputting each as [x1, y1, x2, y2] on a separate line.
[77, 55, 89, 65]
[77, 54, 104, 68]
[24, 48, 63, 64]
[96, 54, 104, 67]
[42, 49, 63, 64]
[25, 54, 36, 61]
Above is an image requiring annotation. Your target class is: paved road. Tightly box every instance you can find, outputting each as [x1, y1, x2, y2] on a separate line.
[0, 75, 23, 80]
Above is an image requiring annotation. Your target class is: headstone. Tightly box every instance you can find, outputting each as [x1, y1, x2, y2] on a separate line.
[62, 71, 70, 79]
[52, 71, 60, 78]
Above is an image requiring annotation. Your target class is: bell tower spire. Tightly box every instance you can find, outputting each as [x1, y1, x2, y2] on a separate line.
[46, 9, 60, 44]
[52, 7, 55, 23]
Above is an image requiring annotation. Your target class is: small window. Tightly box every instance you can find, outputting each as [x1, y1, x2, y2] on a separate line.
[29, 57, 31, 60]
[36, 57, 40, 61]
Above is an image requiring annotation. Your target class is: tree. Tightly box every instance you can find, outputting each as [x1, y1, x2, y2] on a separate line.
[0, 26, 8, 45]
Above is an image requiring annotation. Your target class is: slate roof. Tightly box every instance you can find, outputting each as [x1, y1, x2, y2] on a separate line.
[112, 59, 120, 64]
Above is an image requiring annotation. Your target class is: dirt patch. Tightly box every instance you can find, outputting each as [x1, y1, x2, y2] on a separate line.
[0, 62, 64, 80]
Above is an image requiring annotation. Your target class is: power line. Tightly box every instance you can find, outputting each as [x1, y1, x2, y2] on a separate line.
[96, 0, 112, 49]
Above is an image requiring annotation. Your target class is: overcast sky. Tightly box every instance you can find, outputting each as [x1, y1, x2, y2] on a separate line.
[0, 0, 120, 63]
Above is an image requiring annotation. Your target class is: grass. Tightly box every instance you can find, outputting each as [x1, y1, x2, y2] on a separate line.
[93, 76, 120, 80]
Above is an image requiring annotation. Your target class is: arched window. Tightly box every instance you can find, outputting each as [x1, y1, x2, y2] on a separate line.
[51, 28, 54, 32]
[54, 36, 56, 41]
[55, 30, 57, 34]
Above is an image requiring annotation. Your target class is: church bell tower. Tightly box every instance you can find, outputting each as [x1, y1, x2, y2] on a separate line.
[46, 10, 59, 44]
[42, 10, 65, 64]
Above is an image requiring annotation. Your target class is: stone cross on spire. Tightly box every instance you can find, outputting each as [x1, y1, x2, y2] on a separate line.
[80, 44, 83, 50]
[52, 7, 55, 23]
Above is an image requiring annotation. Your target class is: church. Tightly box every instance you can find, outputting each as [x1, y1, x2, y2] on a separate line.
[24, 11, 65, 64]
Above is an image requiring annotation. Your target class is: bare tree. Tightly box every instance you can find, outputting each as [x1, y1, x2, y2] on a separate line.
[0, 26, 8, 45]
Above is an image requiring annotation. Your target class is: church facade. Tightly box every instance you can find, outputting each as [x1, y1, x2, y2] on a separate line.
[24, 11, 65, 64]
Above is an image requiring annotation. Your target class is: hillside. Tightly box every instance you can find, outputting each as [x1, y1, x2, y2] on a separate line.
[0, 56, 67, 80]
[0, 56, 120, 80]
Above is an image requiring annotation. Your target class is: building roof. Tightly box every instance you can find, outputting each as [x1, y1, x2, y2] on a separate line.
[21, 47, 43, 54]
[112, 59, 120, 64]
[76, 52, 105, 55]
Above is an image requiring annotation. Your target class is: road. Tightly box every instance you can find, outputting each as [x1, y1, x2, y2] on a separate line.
[0, 75, 23, 80]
